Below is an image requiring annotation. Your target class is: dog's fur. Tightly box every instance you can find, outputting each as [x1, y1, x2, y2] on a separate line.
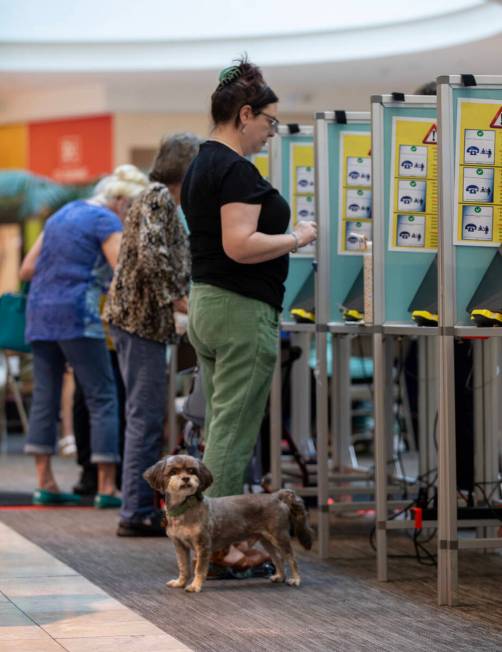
[143, 454, 313, 593]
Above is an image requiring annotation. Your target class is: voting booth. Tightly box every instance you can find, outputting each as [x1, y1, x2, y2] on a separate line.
[266, 125, 317, 492]
[314, 111, 374, 557]
[370, 93, 439, 580]
[437, 75, 502, 606]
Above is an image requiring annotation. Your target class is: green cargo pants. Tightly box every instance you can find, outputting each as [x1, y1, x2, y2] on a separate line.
[187, 283, 279, 497]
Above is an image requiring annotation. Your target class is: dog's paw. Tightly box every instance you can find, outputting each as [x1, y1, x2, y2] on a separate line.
[286, 577, 301, 587]
[166, 578, 187, 589]
[185, 582, 202, 593]
[270, 574, 286, 583]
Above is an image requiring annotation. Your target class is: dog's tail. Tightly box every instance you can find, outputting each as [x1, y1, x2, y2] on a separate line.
[278, 489, 314, 550]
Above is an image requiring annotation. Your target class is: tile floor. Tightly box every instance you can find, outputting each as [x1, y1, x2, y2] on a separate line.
[0, 521, 192, 651]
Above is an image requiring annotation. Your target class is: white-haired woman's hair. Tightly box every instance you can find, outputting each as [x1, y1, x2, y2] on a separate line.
[94, 164, 148, 202]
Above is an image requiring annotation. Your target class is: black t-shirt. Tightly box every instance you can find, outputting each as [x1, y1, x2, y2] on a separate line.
[181, 141, 291, 310]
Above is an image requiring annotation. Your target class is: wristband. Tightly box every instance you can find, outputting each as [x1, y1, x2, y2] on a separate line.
[290, 231, 300, 253]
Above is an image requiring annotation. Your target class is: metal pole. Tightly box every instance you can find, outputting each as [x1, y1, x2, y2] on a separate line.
[314, 114, 331, 559]
[437, 77, 458, 606]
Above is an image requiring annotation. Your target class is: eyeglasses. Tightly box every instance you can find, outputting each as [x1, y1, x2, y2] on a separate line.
[257, 111, 280, 133]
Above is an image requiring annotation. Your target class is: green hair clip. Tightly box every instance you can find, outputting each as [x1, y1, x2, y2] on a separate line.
[218, 65, 242, 87]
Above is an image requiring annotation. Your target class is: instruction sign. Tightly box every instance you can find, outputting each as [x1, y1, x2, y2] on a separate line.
[454, 98, 502, 246]
[389, 117, 438, 252]
[338, 132, 372, 255]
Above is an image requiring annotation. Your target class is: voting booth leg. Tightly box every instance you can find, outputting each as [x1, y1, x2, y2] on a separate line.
[374, 332, 388, 581]
[384, 338, 395, 476]
[331, 336, 341, 469]
[316, 329, 331, 558]
[479, 339, 500, 542]
[339, 336, 352, 469]
[418, 338, 428, 477]
[291, 333, 313, 457]
[473, 340, 485, 542]
[418, 336, 439, 481]
[270, 346, 283, 492]
[331, 335, 352, 470]
[438, 334, 458, 606]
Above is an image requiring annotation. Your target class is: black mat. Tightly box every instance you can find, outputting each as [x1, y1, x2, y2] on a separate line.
[2, 509, 502, 652]
[0, 492, 34, 506]
[0, 491, 95, 507]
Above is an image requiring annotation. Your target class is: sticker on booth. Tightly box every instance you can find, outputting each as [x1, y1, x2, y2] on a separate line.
[454, 98, 502, 246]
[389, 117, 438, 252]
[338, 131, 372, 255]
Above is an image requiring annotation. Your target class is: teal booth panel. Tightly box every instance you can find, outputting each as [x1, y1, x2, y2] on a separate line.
[382, 106, 437, 323]
[283, 258, 313, 317]
[278, 133, 315, 319]
[452, 87, 502, 324]
[327, 122, 371, 323]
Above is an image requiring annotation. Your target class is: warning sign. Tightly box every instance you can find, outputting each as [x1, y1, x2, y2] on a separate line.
[422, 124, 437, 144]
[490, 106, 502, 129]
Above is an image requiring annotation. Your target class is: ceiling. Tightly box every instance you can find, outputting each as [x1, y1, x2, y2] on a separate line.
[0, 0, 501, 118]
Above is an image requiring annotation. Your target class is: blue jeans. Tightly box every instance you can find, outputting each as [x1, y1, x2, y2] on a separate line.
[25, 339, 120, 463]
[110, 325, 167, 523]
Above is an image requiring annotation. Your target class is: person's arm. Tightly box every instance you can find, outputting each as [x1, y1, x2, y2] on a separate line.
[19, 233, 44, 281]
[101, 231, 123, 269]
[221, 203, 317, 264]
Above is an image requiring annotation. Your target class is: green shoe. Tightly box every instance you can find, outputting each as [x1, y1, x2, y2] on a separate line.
[94, 494, 122, 509]
[33, 489, 81, 505]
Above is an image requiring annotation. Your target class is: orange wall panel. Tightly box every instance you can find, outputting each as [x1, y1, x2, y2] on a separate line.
[28, 114, 112, 183]
[0, 124, 28, 169]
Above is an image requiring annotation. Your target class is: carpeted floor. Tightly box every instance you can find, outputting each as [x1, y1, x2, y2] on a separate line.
[1, 508, 502, 652]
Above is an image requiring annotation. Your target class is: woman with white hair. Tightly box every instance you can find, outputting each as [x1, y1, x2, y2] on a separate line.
[20, 164, 148, 507]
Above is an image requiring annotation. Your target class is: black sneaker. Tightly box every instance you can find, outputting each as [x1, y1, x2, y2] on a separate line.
[116, 513, 167, 537]
[206, 561, 276, 580]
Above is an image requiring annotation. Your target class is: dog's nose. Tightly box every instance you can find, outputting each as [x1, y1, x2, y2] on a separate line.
[181, 476, 190, 485]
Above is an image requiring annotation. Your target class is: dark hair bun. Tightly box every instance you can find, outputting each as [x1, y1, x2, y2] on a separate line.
[211, 56, 278, 126]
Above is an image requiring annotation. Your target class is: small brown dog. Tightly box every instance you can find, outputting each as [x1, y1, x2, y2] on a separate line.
[143, 454, 313, 593]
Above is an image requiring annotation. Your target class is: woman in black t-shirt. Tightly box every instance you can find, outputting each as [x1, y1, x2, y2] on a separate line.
[181, 57, 317, 572]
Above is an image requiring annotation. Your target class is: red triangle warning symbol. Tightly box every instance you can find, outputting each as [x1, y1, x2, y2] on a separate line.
[422, 123, 437, 144]
[490, 106, 502, 128]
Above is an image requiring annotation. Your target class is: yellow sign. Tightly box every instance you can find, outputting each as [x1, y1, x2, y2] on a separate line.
[338, 132, 372, 255]
[389, 117, 438, 252]
[290, 142, 315, 255]
[250, 149, 269, 180]
[454, 99, 502, 246]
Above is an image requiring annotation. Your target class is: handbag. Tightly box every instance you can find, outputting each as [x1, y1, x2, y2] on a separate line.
[0, 290, 31, 353]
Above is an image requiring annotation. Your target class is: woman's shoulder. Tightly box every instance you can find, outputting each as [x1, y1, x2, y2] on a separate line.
[134, 182, 176, 213]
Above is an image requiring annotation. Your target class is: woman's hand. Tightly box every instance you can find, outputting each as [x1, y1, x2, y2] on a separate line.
[294, 220, 317, 248]
[173, 296, 189, 314]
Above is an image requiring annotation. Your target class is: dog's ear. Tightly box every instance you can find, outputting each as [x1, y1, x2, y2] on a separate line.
[143, 458, 170, 492]
[196, 460, 213, 492]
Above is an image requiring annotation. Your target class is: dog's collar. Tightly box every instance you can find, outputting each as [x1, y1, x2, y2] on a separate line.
[166, 495, 201, 518]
